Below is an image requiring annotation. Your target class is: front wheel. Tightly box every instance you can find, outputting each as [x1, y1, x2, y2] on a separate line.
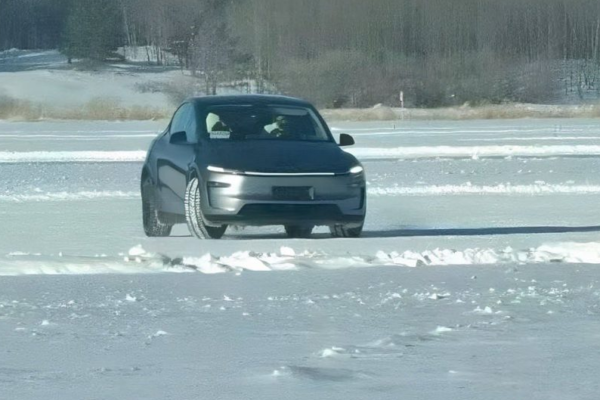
[330, 223, 364, 238]
[284, 225, 314, 238]
[185, 177, 227, 239]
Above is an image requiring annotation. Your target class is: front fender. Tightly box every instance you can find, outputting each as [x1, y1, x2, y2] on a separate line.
[142, 130, 168, 187]
[187, 164, 203, 184]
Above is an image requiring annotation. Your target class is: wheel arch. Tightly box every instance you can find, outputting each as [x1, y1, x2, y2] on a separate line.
[141, 165, 154, 191]
[187, 165, 202, 184]
[141, 165, 151, 182]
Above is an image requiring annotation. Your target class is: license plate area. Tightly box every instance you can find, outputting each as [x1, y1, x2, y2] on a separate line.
[272, 186, 314, 201]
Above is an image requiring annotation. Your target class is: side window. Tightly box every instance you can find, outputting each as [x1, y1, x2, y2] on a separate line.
[206, 112, 232, 140]
[184, 106, 198, 144]
[170, 104, 189, 135]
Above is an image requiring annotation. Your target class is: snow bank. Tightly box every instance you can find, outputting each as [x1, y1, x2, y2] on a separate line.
[0, 151, 146, 163]
[2, 242, 600, 276]
[0, 191, 139, 203]
[348, 145, 600, 160]
[369, 183, 600, 196]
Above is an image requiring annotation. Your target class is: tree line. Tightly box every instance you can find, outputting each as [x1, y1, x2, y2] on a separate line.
[1, 0, 600, 107]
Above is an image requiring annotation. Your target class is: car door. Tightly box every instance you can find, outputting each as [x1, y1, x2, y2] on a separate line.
[156, 103, 198, 214]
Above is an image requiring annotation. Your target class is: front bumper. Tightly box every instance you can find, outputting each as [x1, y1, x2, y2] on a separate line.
[200, 171, 366, 226]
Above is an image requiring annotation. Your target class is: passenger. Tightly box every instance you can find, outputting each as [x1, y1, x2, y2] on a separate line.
[206, 112, 231, 139]
[265, 115, 290, 138]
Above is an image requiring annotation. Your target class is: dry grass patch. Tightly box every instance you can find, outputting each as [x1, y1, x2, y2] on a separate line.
[0, 95, 43, 120]
[321, 103, 600, 122]
[0, 95, 170, 121]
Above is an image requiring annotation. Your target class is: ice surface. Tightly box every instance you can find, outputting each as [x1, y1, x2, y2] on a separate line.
[2, 265, 600, 399]
[2, 118, 600, 399]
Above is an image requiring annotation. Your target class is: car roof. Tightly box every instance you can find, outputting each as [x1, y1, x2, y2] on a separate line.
[187, 94, 313, 109]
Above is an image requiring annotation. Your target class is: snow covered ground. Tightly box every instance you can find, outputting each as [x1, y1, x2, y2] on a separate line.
[2, 118, 600, 399]
[0, 49, 255, 120]
[0, 50, 176, 113]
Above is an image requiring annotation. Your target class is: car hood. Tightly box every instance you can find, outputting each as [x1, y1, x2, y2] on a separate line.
[200, 141, 357, 174]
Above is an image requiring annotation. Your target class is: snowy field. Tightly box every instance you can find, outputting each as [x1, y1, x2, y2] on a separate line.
[2, 118, 600, 399]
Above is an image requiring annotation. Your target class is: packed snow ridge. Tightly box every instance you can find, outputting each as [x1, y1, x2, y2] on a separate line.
[0, 191, 139, 203]
[348, 145, 600, 160]
[0, 151, 146, 163]
[369, 183, 600, 196]
[3, 144, 600, 164]
[2, 183, 599, 203]
[2, 241, 600, 276]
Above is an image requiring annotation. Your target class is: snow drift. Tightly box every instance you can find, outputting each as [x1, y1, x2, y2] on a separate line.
[2, 241, 600, 276]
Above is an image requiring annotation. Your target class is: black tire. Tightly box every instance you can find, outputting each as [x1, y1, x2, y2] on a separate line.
[142, 178, 172, 237]
[330, 223, 364, 238]
[284, 225, 314, 238]
[185, 177, 227, 239]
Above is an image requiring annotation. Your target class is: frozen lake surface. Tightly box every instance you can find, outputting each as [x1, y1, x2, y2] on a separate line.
[1, 118, 600, 399]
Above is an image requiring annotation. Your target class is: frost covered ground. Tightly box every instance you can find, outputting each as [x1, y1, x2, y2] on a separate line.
[2, 118, 600, 399]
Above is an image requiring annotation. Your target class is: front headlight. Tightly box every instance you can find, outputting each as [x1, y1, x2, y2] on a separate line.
[207, 165, 241, 175]
[350, 165, 364, 174]
[207, 165, 226, 173]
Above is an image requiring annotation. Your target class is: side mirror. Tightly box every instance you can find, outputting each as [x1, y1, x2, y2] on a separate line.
[339, 133, 355, 147]
[169, 131, 188, 145]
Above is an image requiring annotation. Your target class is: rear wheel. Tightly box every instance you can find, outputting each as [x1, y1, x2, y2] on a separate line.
[141, 178, 172, 237]
[185, 177, 227, 239]
[284, 225, 314, 239]
[330, 223, 364, 238]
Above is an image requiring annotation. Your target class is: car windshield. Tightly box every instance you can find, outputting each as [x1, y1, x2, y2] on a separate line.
[203, 105, 331, 142]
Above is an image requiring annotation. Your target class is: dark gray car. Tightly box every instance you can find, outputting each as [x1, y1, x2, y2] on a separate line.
[141, 95, 366, 239]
